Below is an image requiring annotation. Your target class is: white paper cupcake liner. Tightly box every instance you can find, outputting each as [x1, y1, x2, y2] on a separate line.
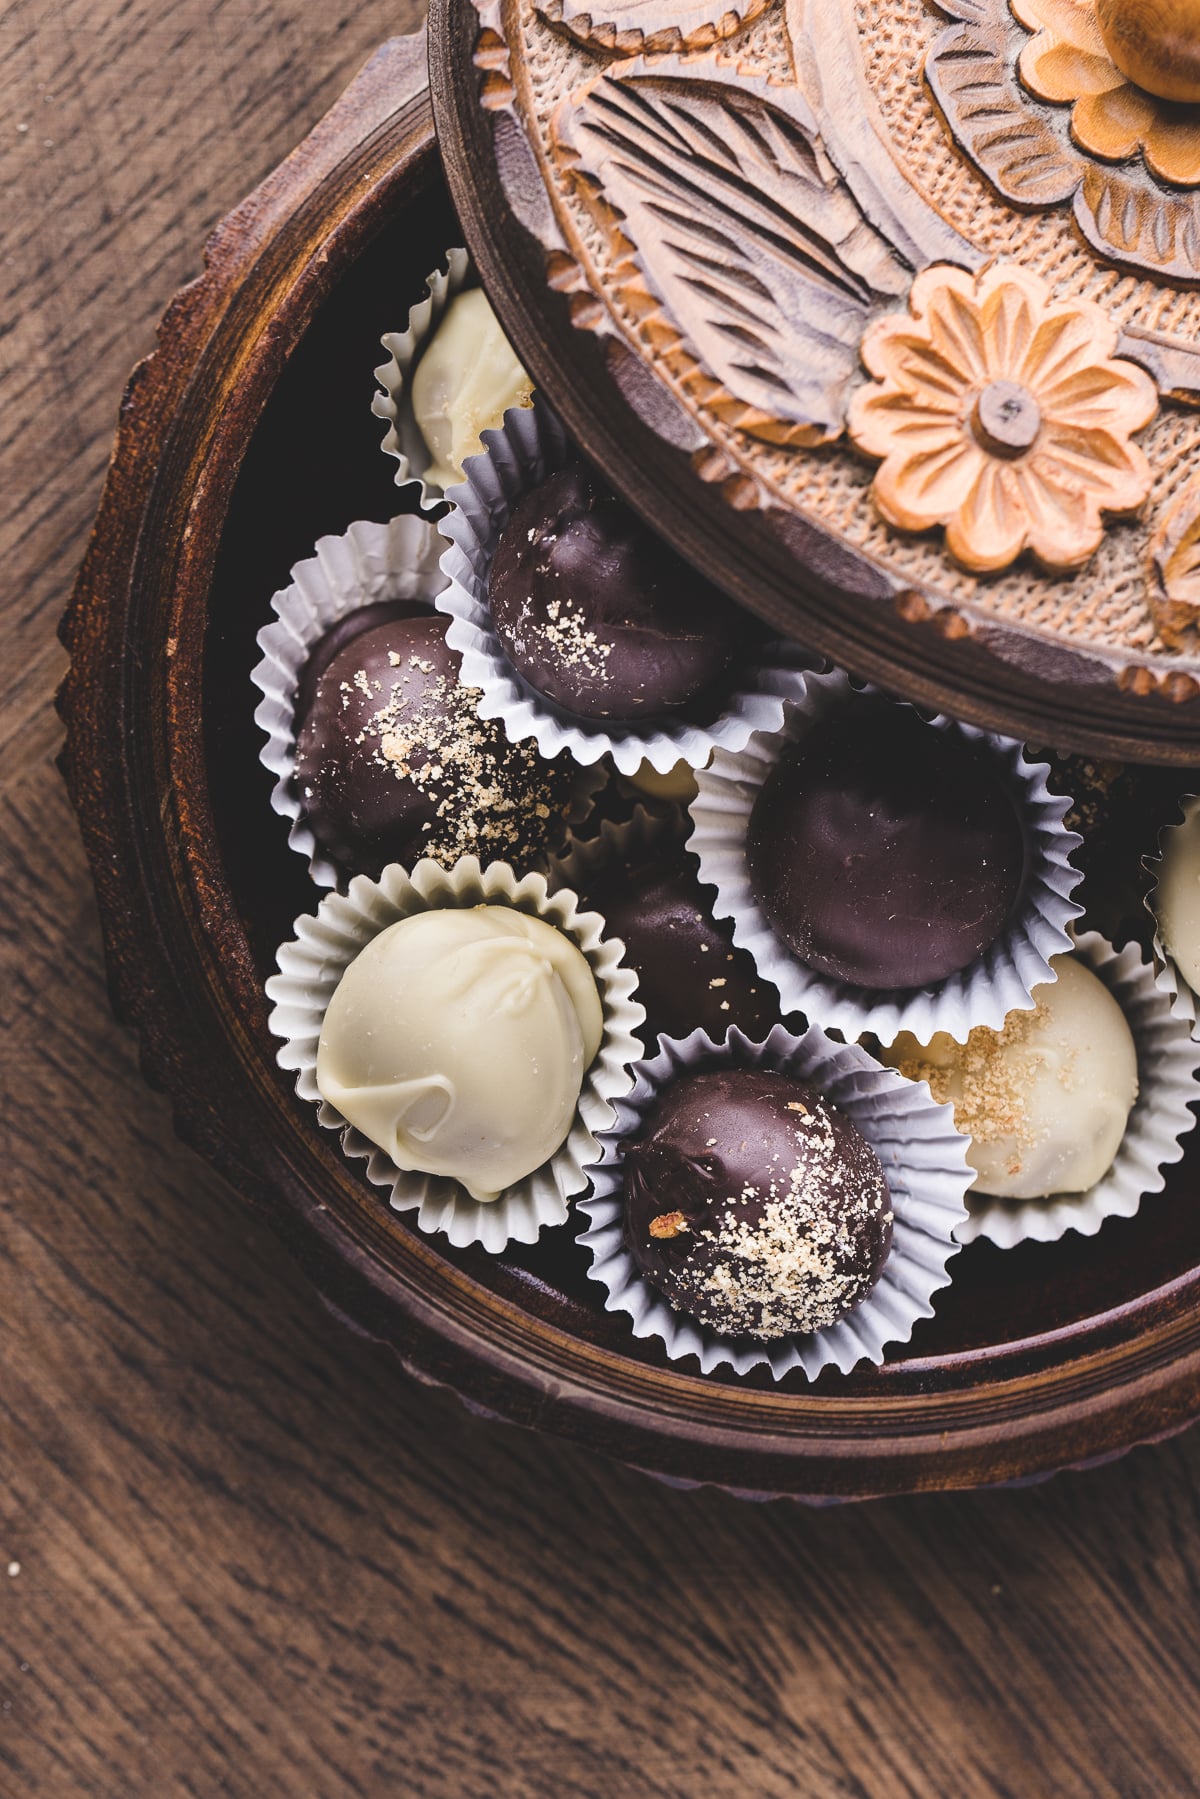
[956, 930, 1200, 1247]
[1145, 793, 1200, 1042]
[578, 1023, 972, 1380]
[250, 514, 603, 890]
[265, 856, 645, 1253]
[371, 248, 470, 509]
[689, 669, 1083, 1047]
[434, 398, 818, 776]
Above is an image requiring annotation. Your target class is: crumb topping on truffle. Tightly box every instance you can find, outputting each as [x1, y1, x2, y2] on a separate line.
[679, 1102, 891, 1337]
[295, 613, 576, 875]
[623, 1071, 893, 1341]
[893, 1005, 1053, 1165]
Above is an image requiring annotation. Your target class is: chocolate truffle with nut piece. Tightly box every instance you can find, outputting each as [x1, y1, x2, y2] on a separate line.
[623, 1068, 892, 1339]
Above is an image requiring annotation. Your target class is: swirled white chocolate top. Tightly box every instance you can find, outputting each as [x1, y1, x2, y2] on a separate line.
[316, 904, 602, 1201]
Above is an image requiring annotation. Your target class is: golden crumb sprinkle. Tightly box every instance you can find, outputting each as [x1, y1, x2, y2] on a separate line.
[347, 657, 571, 865]
[896, 1003, 1052, 1151]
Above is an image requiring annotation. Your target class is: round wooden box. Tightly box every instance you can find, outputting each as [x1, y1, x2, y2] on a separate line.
[60, 27, 1200, 1499]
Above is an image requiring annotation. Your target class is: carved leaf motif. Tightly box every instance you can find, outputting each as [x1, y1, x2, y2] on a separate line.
[924, 16, 1080, 207]
[1151, 483, 1200, 647]
[1075, 165, 1200, 284]
[539, 0, 771, 55]
[553, 65, 916, 445]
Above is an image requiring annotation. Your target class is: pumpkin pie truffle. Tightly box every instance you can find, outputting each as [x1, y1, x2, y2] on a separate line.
[882, 954, 1138, 1198]
[623, 1068, 892, 1339]
[293, 604, 575, 877]
[316, 905, 603, 1201]
[747, 700, 1025, 990]
[487, 464, 748, 721]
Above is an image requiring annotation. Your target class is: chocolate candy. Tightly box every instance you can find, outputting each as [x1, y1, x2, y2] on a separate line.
[579, 844, 787, 1051]
[623, 1068, 892, 1339]
[488, 464, 748, 721]
[410, 288, 533, 491]
[293, 606, 575, 877]
[317, 906, 603, 1201]
[748, 702, 1025, 990]
[882, 953, 1138, 1199]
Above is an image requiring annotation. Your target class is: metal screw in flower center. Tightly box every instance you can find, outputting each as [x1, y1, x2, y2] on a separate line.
[1094, 0, 1200, 104]
[971, 379, 1042, 459]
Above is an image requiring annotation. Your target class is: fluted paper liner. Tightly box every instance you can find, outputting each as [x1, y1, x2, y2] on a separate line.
[265, 856, 645, 1253]
[548, 801, 684, 894]
[434, 396, 818, 776]
[1145, 793, 1200, 1042]
[578, 1023, 971, 1380]
[372, 248, 472, 508]
[955, 931, 1200, 1248]
[251, 514, 602, 890]
[690, 669, 1083, 1047]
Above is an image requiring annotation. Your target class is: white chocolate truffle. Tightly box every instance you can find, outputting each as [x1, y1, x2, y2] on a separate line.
[316, 905, 603, 1202]
[1155, 796, 1200, 997]
[410, 289, 533, 491]
[882, 955, 1138, 1199]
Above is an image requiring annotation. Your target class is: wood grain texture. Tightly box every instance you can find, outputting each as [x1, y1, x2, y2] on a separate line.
[9, 0, 1200, 1792]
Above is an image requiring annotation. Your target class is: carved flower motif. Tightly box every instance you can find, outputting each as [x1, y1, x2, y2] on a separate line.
[1016, 0, 1200, 187]
[847, 264, 1157, 574]
[925, 0, 1200, 282]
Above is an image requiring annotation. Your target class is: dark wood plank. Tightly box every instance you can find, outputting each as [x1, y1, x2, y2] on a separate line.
[6, 0, 1200, 1792]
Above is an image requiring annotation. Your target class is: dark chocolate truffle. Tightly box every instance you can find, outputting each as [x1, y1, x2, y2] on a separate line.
[747, 703, 1025, 990]
[293, 606, 575, 876]
[488, 464, 747, 721]
[623, 1069, 892, 1339]
[579, 846, 788, 1051]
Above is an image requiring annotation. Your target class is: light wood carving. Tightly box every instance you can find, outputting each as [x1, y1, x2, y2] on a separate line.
[553, 62, 916, 445]
[1151, 481, 1200, 645]
[1017, 0, 1200, 185]
[927, 0, 1200, 280]
[1094, 0, 1200, 104]
[538, 0, 772, 54]
[847, 264, 1158, 573]
[455, 0, 1200, 714]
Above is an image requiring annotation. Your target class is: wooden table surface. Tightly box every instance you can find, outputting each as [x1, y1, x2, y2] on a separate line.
[5, 1, 1200, 1793]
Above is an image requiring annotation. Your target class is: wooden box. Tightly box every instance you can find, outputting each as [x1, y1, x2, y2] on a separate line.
[60, 27, 1200, 1499]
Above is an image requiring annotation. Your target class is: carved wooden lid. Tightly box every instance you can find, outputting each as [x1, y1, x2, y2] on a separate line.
[429, 0, 1200, 759]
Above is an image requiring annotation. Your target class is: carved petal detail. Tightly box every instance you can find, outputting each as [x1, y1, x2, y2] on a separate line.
[926, 0, 1200, 281]
[924, 12, 1080, 206]
[1074, 164, 1200, 282]
[538, 0, 771, 54]
[1151, 483, 1200, 648]
[553, 61, 917, 445]
[848, 264, 1158, 574]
